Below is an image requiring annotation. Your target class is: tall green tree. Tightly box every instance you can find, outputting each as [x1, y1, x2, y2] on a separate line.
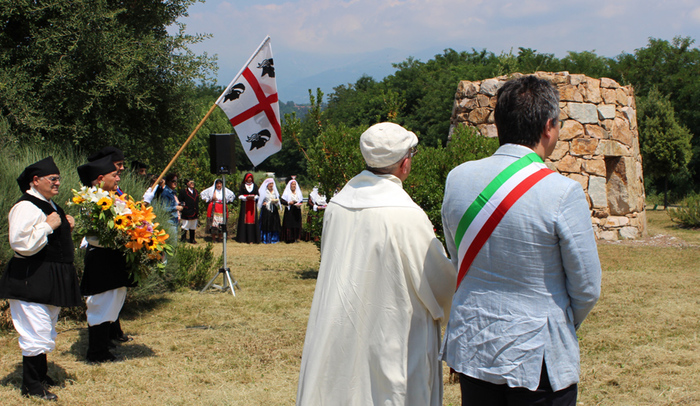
[614, 37, 700, 185]
[637, 87, 693, 207]
[0, 0, 215, 162]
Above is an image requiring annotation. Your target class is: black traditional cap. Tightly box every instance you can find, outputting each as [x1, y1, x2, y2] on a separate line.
[88, 146, 124, 162]
[77, 156, 118, 187]
[16, 157, 61, 193]
[131, 160, 148, 170]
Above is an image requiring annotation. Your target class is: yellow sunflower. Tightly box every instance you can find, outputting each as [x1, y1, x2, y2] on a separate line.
[114, 215, 131, 230]
[97, 196, 113, 211]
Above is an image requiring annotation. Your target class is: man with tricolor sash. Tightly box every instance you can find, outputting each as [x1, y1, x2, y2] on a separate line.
[441, 75, 601, 406]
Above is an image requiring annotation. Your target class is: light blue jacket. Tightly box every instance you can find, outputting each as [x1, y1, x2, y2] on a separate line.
[441, 144, 601, 391]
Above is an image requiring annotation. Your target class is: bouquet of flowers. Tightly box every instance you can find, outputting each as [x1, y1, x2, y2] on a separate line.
[68, 185, 172, 282]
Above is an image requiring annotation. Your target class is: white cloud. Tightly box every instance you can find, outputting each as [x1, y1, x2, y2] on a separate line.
[691, 7, 700, 23]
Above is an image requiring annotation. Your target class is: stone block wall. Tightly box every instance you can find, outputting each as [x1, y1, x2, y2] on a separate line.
[449, 71, 646, 240]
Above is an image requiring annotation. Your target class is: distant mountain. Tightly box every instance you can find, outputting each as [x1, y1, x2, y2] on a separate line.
[275, 48, 403, 103]
[214, 47, 440, 104]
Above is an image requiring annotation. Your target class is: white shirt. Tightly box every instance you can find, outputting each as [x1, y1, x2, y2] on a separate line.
[9, 187, 55, 257]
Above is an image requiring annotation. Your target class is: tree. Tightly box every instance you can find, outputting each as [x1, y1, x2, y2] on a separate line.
[637, 87, 693, 207]
[0, 0, 215, 162]
[614, 37, 700, 186]
[405, 125, 498, 240]
[560, 51, 614, 78]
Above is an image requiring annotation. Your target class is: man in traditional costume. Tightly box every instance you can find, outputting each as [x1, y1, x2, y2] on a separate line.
[77, 156, 135, 363]
[296, 122, 455, 406]
[441, 75, 602, 406]
[87, 147, 132, 346]
[0, 157, 82, 401]
[178, 178, 199, 244]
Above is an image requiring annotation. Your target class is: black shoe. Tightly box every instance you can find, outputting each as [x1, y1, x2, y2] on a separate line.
[114, 334, 133, 343]
[21, 386, 58, 401]
[110, 319, 132, 342]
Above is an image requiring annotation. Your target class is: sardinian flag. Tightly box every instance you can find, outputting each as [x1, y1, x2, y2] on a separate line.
[216, 36, 281, 167]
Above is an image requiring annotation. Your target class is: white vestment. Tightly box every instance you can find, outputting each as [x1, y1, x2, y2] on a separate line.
[296, 171, 455, 406]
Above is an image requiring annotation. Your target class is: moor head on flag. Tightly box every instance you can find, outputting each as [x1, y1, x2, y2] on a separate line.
[223, 83, 246, 103]
[247, 129, 271, 151]
[258, 58, 275, 78]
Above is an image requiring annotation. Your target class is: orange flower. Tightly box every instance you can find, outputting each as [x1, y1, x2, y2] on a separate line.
[72, 195, 85, 204]
[129, 226, 153, 246]
[125, 240, 144, 251]
[153, 227, 169, 245]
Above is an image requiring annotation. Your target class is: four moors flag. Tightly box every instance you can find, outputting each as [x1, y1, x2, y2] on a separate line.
[216, 36, 281, 167]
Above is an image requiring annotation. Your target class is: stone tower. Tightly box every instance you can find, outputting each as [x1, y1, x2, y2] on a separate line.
[449, 71, 646, 240]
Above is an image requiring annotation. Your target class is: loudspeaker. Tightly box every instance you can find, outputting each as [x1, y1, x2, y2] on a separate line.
[209, 133, 237, 174]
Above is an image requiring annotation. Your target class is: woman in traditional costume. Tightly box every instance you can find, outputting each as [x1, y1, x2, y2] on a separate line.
[258, 178, 282, 244]
[200, 179, 235, 242]
[280, 179, 304, 243]
[304, 185, 327, 241]
[235, 173, 260, 243]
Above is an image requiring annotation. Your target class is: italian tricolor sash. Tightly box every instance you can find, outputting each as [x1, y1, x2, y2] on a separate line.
[455, 153, 554, 289]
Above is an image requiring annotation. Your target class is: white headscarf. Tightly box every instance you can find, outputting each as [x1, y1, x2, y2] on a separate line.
[281, 179, 303, 206]
[309, 186, 327, 207]
[258, 178, 280, 211]
[200, 179, 235, 203]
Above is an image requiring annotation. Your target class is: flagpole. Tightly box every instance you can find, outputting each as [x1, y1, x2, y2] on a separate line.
[215, 35, 271, 104]
[150, 102, 219, 190]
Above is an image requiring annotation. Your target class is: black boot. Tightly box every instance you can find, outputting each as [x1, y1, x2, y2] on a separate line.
[189, 229, 196, 244]
[180, 230, 187, 242]
[38, 353, 56, 387]
[22, 355, 57, 401]
[86, 323, 116, 363]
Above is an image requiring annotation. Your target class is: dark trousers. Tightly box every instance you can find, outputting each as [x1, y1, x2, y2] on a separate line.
[458, 362, 578, 406]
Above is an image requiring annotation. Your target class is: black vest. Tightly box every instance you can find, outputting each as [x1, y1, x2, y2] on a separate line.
[15, 193, 75, 263]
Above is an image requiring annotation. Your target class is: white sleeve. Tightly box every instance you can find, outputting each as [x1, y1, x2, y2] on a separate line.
[8, 201, 54, 256]
[143, 187, 155, 203]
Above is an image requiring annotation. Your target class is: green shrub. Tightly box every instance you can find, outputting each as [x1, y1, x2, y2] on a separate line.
[168, 242, 218, 290]
[668, 194, 700, 227]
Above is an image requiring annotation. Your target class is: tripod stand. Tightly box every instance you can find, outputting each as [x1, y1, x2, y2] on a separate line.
[201, 174, 239, 296]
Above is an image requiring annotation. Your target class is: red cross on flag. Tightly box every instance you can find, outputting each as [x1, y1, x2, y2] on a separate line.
[216, 36, 281, 167]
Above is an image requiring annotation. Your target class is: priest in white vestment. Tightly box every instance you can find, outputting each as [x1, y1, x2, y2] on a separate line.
[296, 122, 456, 406]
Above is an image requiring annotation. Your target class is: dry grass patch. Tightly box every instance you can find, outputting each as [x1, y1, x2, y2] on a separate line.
[1, 211, 699, 405]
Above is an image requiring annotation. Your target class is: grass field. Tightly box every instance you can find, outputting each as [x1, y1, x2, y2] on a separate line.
[1, 210, 698, 405]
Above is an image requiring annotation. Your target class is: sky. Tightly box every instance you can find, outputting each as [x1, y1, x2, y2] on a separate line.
[174, 0, 700, 103]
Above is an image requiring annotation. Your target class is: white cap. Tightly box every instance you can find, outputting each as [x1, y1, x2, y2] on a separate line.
[360, 122, 418, 168]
